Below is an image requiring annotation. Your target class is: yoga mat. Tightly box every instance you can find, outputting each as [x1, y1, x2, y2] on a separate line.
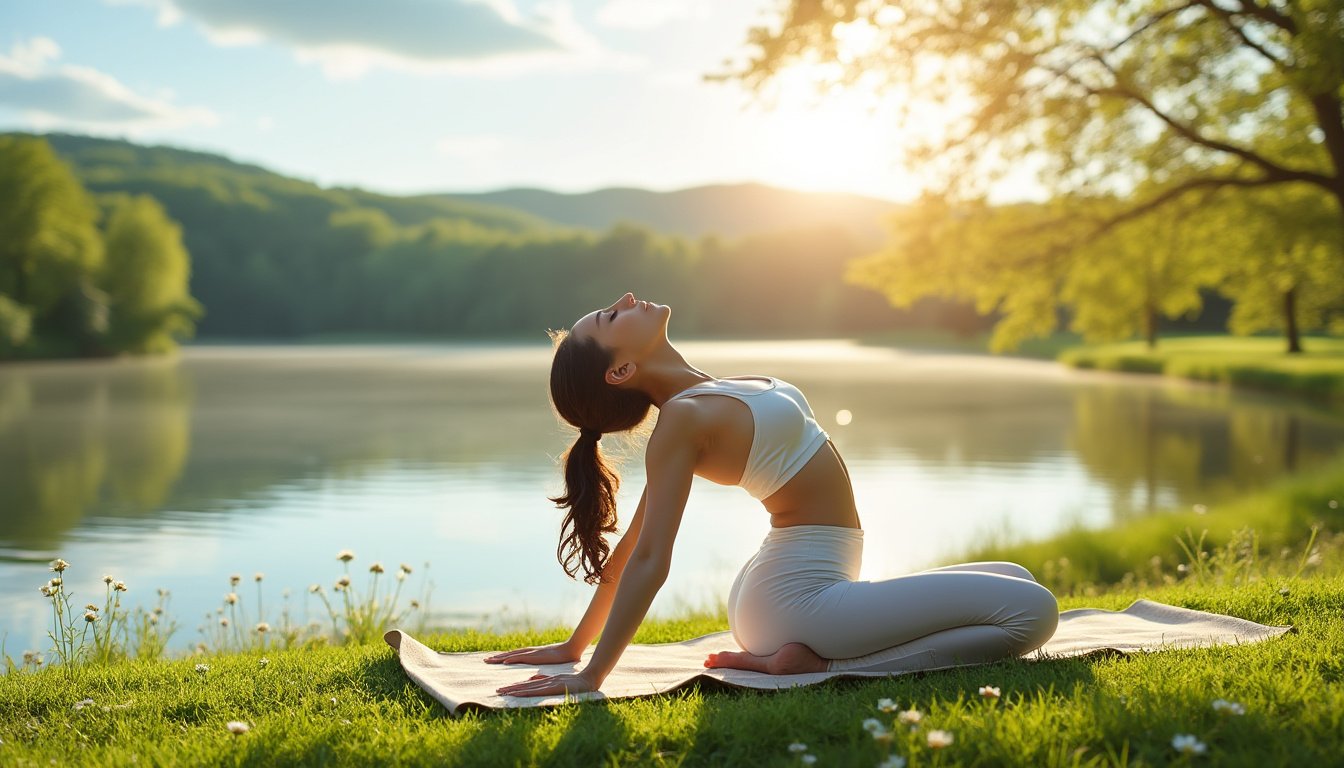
[384, 600, 1292, 714]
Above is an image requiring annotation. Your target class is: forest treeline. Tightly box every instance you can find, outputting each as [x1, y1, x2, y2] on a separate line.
[1, 133, 927, 358]
[6, 131, 1320, 362]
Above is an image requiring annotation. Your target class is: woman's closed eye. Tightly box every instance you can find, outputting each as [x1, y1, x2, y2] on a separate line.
[608, 309, 618, 322]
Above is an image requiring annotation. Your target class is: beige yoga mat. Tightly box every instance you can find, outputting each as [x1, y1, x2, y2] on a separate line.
[385, 600, 1292, 714]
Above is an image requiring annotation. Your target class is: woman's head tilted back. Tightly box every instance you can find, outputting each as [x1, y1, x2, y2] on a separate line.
[548, 329, 653, 584]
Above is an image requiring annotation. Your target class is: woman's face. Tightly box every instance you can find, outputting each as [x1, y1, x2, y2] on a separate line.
[571, 292, 670, 357]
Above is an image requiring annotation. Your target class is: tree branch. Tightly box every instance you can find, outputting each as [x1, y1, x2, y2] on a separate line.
[1192, 0, 1290, 67]
[1108, 2, 1201, 53]
[1086, 54, 1331, 186]
[1231, 0, 1297, 35]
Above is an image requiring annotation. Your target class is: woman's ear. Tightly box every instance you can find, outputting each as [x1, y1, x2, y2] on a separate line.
[605, 361, 636, 387]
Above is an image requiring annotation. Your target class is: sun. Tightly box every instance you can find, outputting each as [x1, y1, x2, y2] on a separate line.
[742, 64, 918, 201]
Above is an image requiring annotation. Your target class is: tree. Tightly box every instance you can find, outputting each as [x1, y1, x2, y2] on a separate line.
[1215, 185, 1344, 350]
[0, 136, 104, 351]
[1061, 193, 1225, 348]
[99, 194, 203, 354]
[728, 1, 1344, 347]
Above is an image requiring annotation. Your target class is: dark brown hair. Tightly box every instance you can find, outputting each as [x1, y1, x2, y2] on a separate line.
[548, 329, 653, 584]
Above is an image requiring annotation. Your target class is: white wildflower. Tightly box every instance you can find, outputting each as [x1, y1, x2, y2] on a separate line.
[226, 721, 250, 735]
[861, 718, 884, 733]
[877, 697, 896, 712]
[229, 574, 241, 586]
[309, 584, 321, 594]
[259, 658, 270, 667]
[926, 730, 953, 749]
[399, 563, 413, 574]
[72, 698, 94, 711]
[1211, 699, 1245, 716]
[896, 709, 922, 725]
[369, 562, 385, 574]
[50, 559, 70, 573]
[84, 611, 99, 623]
[224, 593, 238, 605]
[788, 742, 808, 753]
[878, 757, 906, 768]
[800, 755, 817, 766]
[114, 581, 127, 592]
[254, 572, 264, 582]
[978, 685, 1001, 699]
[337, 549, 355, 562]
[195, 663, 209, 674]
[255, 622, 270, 634]
[1171, 734, 1207, 755]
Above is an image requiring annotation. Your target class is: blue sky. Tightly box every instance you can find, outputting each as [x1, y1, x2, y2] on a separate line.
[0, 0, 977, 201]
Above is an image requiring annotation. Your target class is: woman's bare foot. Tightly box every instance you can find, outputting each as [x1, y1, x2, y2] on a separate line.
[703, 642, 828, 674]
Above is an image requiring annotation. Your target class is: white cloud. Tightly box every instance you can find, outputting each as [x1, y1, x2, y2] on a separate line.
[595, 0, 713, 29]
[0, 37, 217, 131]
[111, 0, 619, 79]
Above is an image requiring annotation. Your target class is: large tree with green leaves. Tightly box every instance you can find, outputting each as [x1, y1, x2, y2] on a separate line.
[0, 136, 105, 350]
[99, 194, 203, 354]
[728, 1, 1344, 347]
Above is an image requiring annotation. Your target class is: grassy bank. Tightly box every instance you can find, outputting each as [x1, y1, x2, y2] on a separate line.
[962, 453, 1344, 595]
[0, 574, 1340, 767]
[1058, 336, 1344, 402]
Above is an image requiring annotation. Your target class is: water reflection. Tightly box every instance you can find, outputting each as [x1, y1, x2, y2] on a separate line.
[0, 343, 1340, 652]
[0, 359, 191, 550]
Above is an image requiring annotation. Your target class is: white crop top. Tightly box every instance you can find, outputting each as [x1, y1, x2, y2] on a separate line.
[665, 377, 829, 501]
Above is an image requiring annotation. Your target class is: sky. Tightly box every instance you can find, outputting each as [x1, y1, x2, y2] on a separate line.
[0, 0, 1015, 202]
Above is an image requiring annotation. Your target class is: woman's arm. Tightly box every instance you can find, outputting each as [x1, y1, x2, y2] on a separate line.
[496, 405, 698, 695]
[483, 489, 648, 665]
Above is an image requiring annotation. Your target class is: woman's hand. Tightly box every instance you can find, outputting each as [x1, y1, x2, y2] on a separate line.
[496, 670, 598, 698]
[482, 642, 581, 666]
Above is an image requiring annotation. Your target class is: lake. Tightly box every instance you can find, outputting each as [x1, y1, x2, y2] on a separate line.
[2, 341, 1341, 654]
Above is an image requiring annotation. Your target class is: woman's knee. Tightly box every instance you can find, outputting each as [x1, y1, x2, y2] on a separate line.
[1018, 584, 1059, 651]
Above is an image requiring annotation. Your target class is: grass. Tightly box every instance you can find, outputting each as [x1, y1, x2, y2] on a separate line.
[1058, 335, 1344, 401]
[961, 453, 1344, 595]
[0, 575, 1340, 767]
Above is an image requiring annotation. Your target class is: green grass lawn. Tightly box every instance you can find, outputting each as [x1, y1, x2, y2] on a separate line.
[1059, 335, 1344, 401]
[1, 575, 1340, 767]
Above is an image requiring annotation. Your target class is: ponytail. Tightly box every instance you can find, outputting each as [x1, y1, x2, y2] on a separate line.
[548, 330, 652, 584]
[551, 430, 619, 584]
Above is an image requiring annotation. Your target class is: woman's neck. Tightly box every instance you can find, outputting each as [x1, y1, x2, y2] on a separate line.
[637, 343, 715, 407]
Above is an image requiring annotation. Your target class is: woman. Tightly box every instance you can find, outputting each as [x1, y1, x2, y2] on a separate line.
[486, 293, 1058, 697]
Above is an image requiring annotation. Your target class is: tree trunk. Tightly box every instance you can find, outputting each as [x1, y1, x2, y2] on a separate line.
[1283, 286, 1302, 354]
[1144, 304, 1157, 349]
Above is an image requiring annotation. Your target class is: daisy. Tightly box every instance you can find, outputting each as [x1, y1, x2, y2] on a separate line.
[337, 550, 355, 562]
[877, 697, 897, 712]
[226, 721, 250, 735]
[896, 709, 922, 726]
[1171, 734, 1207, 755]
[787, 742, 807, 753]
[978, 685, 1001, 699]
[926, 730, 954, 749]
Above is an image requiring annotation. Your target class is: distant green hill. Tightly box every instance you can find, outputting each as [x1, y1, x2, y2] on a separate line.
[440, 184, 900, 244]
[37, 133, 556, 234]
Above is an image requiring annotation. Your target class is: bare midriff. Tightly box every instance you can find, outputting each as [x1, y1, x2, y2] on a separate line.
[762, 441, 861, 529]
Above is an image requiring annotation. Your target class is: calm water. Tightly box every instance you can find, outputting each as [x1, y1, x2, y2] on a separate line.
[2, 341, 1341, 653]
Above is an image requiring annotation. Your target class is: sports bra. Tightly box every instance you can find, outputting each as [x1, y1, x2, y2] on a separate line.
[665, 376, 829, 501]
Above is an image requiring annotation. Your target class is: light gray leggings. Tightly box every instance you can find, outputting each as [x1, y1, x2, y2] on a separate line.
[727, 525, 1060, 672]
